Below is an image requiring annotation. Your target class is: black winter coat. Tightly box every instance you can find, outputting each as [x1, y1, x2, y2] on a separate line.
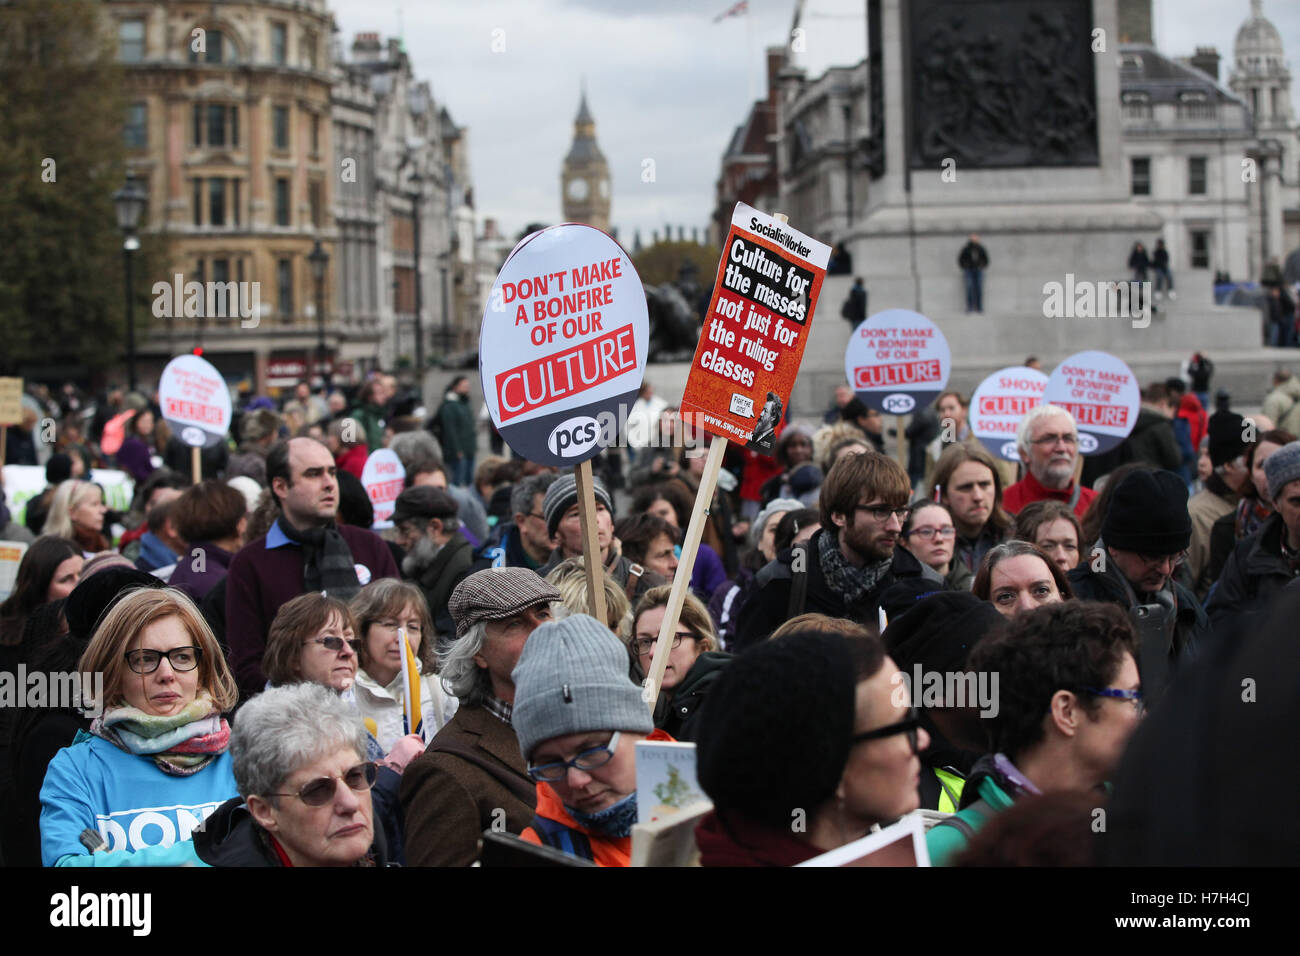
[654, 651, 732, 742]
[193, 795, 395, 866]
[733, 530, 942, 650]
[1067, 559, 1208, 663]
[1205, 513, 1300, 628]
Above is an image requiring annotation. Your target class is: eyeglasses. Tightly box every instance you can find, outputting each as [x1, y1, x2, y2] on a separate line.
[303, 636, 360, 654]
[528, 732, 621, 782]
[905, 526, 956, 540]
[1030, 433, 1079, 447]
[124, 646, 202, 674]
[851, 707, 922, 754]
[525, 511, 546, 521]
[1133, 549, 1188, 569]
[854, 503, 912, 523]
[631, 631, 695, 657]
[1080, 686, 1145, 716]
[267, 761, 378, 806]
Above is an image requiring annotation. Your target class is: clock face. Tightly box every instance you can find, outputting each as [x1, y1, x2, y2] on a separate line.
[567, 178, 589, 201]
[599, 179, 609, 199]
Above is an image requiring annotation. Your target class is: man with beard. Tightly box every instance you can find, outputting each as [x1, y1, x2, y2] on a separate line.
[1068, 469, 1208, 706]
[1003, 405, 1096, 518]
[391, 486, 473, 638]
[226, 438, 399, 699]
[733, 452, 941, 649]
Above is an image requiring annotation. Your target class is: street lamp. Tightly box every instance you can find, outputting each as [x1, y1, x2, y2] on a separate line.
[113, 179, 147, 391]
[307, 239, 329, 384]
[408, 169, 425, 375]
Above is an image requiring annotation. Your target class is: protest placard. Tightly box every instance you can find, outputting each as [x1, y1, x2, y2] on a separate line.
[480, 223, 649, 620]
[1042, 351, 1140, 454]
[0, 540, 29, 603]
[969, 366, 1049, 461]
[679, 202, 830, 455]
[0, 377, 22, 466]
[646, 209, 828, 712]
[844, 309, 951, 416]
[158, 354, 232, 481]
[360, 449, 406, 528]
[479, 223, 648, 467]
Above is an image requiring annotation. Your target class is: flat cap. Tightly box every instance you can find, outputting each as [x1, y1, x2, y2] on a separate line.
[391, 486, 458, 525]
[447, 567, 560, 638]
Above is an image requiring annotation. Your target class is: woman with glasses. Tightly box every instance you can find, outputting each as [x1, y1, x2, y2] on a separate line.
[349, 579, 456, 755]
[695, 625, 929, 866]
[900, 502, 970, 589]
[39, 588, 239, 866]
[626, 586, 731, 742]
[194, 682, 391, 866]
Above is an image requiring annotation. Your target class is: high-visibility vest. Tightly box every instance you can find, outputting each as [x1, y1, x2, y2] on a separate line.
[935, 766, 966, 815]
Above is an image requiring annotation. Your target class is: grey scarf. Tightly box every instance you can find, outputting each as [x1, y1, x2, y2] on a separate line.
[817, 528, 893, 605]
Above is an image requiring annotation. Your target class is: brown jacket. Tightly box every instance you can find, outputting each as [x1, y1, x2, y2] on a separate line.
[398, 703, 536, 866]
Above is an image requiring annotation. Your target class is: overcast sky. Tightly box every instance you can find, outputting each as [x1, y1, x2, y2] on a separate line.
[329, 0, 1299, 245]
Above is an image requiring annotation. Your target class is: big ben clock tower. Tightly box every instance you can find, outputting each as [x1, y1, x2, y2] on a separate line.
[561, 89, 611, 232]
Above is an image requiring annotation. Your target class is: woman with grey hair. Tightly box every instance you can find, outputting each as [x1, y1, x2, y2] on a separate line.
[193, 683, 393, 866]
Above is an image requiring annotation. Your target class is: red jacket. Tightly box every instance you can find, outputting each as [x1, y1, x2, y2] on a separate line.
[337, 444, 368, 479]
[1002, 470, 1096, 518]
[1178, 394, 1208, 452]
[520, 728, 673, 867]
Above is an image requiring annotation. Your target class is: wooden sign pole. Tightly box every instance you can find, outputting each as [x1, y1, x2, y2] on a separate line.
[191, 446, 202, 485]
[574, 457, 607, 625]
[644, 436, 727, 711]
[896, 415, 908, 472]
[0, 426, 6, 468]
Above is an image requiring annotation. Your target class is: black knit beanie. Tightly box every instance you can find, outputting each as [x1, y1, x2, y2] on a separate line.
[1101, 469, 1191, 553]
[884, 590, 1006, 676]
[695, 632, 856, 829]
[65, 568, 165, 642]
[1207, 411, 1246, 468]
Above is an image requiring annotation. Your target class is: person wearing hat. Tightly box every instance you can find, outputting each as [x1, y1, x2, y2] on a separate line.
[694, 625, 928, 866]
[1208, 440, 1300, 628]
[399, 568, 559, 866]
[883, 591, 1006, 813]
[511, 614, 668, 866]
[1186, 411, 1248, 598]
[1067, 469, 1209, 685]
[537, 473, 664, 603]
[391, 486, 472, 639]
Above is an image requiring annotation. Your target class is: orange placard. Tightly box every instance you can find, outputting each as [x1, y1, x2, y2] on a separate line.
[679, 204, 830, 455]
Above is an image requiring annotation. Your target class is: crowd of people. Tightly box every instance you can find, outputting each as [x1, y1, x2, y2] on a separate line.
[0, 357, 1294, 868]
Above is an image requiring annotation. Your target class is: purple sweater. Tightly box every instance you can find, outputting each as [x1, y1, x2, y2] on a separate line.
[225, 521, 399, 699]
[116, 437, 156, 484]
[169, 541, 234, 601]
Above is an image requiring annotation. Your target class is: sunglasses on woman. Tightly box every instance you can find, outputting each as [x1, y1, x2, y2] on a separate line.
[303, 636, 361, 654]
[267, 761, 378, 806]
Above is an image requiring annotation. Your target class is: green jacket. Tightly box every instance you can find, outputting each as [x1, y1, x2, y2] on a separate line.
[438, 394, 477, 459]
[925, 755, 1019, 866]
[349, 402, 387, 452]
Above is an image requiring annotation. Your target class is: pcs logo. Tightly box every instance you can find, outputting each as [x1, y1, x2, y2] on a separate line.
[548, 416, 601, 458]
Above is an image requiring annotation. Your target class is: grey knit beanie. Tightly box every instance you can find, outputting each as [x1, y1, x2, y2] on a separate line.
[1266, 441, 1300, 504]
[511, 613, 653, 760]
[750, 498, 803, 549]
[542, 473, 613, 538]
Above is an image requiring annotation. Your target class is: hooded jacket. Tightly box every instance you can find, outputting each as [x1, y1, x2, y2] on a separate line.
[192, 796, 392, 866]
[733, 530, 942, 650]
[1205, 512, 1300, 627]
[520, 728, 674, 867]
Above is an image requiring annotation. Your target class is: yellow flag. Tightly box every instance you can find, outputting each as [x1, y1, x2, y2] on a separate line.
[400, 627, 423, 738]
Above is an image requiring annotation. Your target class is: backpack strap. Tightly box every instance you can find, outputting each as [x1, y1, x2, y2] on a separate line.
[424, 741, 537, 805]
[624, 562, 645, 602]
[787, 544, 809, 618]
